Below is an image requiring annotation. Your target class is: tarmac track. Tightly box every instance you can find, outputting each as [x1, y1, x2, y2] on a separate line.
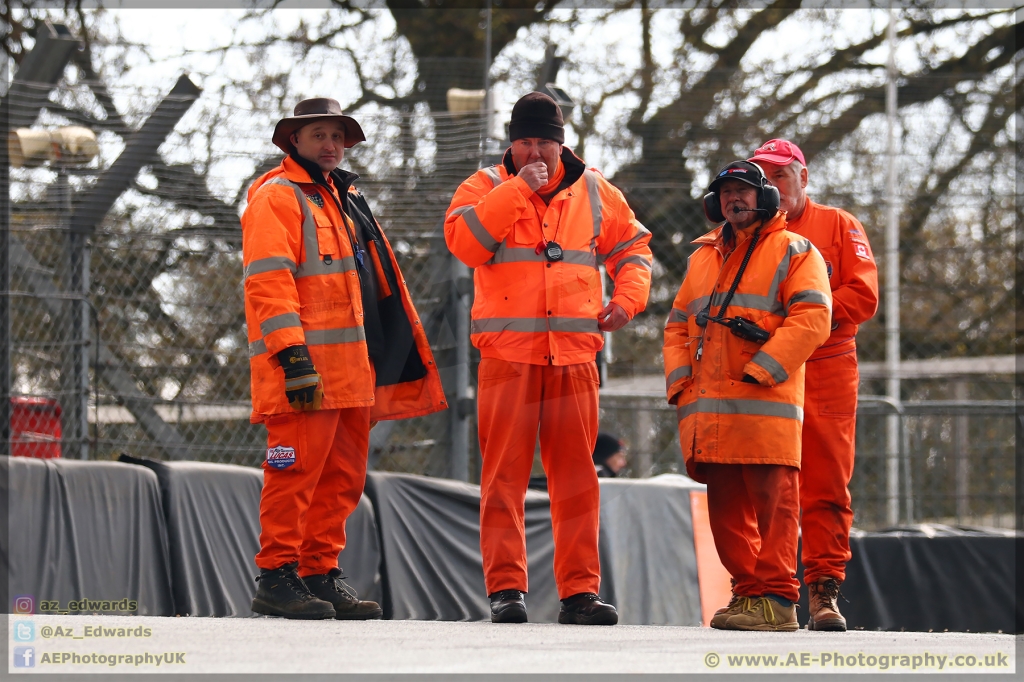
[6, 614, 1017, 675]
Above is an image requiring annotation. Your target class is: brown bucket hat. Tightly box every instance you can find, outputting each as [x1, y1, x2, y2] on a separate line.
[272, 97, 366, 153]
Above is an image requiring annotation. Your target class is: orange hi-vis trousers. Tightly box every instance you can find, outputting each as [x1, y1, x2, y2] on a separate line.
[800, 349, 858, 584]
[477, 358, 601, 600]
[255, 406, 371, 577]
[704, 463, 801, 603]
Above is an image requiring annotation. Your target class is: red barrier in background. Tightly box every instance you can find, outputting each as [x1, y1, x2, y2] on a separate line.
[10, 397, 62, 458]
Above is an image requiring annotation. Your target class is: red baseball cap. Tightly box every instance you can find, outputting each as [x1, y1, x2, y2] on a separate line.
[748, 138, 806, 166]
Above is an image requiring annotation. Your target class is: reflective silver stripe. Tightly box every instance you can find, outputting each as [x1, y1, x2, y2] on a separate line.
[248, 326, 364, 358]
[488, 246, 597, 268]
[666, 366, 692, 390]
[618, 254, 652, 271]
[763, 239, 815, 315]
[471, 317, 600, 334]
[583, 170, 603, 241]
[244, 256, 297, 280]
[248, 339, 268, 357]
[449, 205, 474, 217]
[786, 289, 831, 313]
[550, 317, 600, 333]
[667, 307, 688, 323]
[750, 350, 788, 384]
[260, 312, 302, 337]
[676, 398, 803, 422]
[257, 177, 356, 280]
[461, 206, 501, 253]
[285, 375, 319, 390]
[305, 326, 366, 346]
[482, 166, 503, 186]
[686, 295, 711, 316]
[599, 223, 652, 264]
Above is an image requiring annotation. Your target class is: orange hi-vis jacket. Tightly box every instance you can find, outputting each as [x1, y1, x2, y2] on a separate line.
[786, 200, 878, 360]
[242, 156, 446, 421]
[663, 212, 832, 481]
[444, 148, 653, 365]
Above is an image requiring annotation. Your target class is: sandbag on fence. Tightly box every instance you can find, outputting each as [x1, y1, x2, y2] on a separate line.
[363, 471, 562, 622]
[119, 456, 382, 617]
[796, 525, 1017, 633]
[2, 455, 174, 616]
[364, 471, 707, 624]
[598, 474, 705, 626]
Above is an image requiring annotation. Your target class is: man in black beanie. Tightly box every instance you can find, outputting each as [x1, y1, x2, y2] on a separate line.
[445, 92, 653, 625]
[593, 432, 628, 478]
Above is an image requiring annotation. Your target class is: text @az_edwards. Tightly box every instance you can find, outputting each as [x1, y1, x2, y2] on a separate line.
[703, 651, 1012, 671]
[40, 624, 152, 638]
[39, 598, 137, 613]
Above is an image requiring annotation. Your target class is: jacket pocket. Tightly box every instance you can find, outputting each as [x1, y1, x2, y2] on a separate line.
[314, 213, 340, 259]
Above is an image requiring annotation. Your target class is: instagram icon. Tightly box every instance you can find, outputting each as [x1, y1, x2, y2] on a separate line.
[13, 595, 35, 614]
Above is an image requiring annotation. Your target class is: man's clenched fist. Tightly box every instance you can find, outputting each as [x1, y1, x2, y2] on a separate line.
[518, 161, 549, 192]
[277, 345, 324, 411]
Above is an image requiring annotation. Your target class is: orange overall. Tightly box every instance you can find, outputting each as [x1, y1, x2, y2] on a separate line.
[446, 148, 652, 598]
[785, 200, 878, 583]
[663, 212, 832, 601]
[243, 156, 445, 575]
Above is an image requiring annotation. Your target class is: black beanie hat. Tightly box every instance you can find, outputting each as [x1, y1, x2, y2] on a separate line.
[509, 92, 565, 144]
[592, 432, 623, 465]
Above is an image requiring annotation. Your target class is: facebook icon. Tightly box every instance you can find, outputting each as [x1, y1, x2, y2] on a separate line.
[14, 646, 35, 668]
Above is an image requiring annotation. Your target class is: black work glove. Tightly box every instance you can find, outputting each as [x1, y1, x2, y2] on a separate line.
[741, 374, 760, 385]
[277, 345, 324, 411]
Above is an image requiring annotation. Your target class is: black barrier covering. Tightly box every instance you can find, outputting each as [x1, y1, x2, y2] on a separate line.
[1, 455, 174, 616]
[797, 525, 1017, 632]
[119, 456, 382, 617]
[364, 471, 704, 624]
[598, 475, 704, 626]
[364, 471, 561, 622]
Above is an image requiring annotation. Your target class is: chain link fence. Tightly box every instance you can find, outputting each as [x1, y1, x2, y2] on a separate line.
[4, 71, 1016, 530]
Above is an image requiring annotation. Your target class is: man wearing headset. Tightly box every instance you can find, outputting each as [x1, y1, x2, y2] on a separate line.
[663, 160, 831, 631]
[749, 140, 878, 632]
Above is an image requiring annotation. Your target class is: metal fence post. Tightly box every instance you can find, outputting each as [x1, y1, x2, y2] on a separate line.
[884, 5, 902, 527]
[1, 51, 10, 456]
[449, 255, 472, 481]
[57, 168, 90, 459]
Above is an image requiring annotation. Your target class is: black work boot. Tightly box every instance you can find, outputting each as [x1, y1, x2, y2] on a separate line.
[251, 562, 336, 619]
[489, 589, 528, 623]
[558, 592, 618, 626]
[303, 568, 383, 620]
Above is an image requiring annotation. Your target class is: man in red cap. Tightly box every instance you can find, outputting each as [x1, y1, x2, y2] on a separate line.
[748, 139, 879, 631]
[242, 98, 446, 619]
[445, 92, 652, 625]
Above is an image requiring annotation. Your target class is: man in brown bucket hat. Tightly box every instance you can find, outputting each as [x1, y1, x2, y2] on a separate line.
[242, 98, 446, 619]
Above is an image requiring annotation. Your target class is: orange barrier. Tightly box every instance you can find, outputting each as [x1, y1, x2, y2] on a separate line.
[689, 490, 733, 627]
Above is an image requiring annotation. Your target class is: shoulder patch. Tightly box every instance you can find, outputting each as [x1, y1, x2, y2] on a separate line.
[305, 192, 324, 209]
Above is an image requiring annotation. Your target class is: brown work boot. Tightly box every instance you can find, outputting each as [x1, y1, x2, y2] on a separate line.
[725, 596, 798, 631]
[807, 577, 847, 631]
[710, 594, 753, 629]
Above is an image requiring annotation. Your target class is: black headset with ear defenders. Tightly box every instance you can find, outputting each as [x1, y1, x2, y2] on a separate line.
[702, 160, 781, 223]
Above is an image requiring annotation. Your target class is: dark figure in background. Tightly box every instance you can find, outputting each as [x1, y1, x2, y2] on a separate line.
[593, 432, 628, 478]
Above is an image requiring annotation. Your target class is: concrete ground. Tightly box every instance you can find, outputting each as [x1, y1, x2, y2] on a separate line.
[6, 614, 1017, 675]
